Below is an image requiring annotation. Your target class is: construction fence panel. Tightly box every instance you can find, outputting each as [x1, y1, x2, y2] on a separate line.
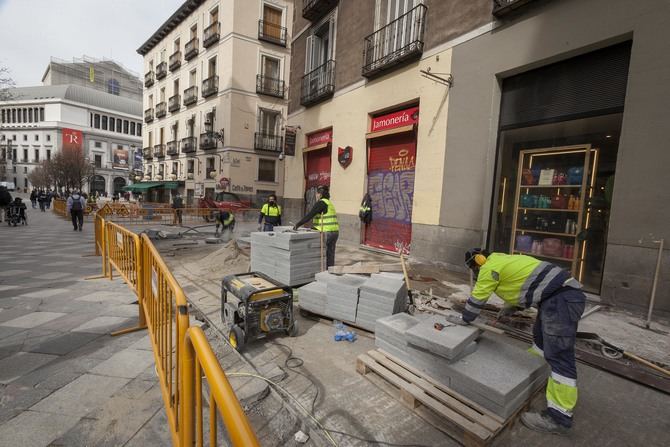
[93, 214, 107, 275]
[181, 326, 260, 447]
[105, 221, 142, 293]
[53, 198, 66, 217]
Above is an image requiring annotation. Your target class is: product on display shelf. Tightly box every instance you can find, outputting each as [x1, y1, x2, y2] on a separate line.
[552, 171, 567, 185]
[522, 169, 535, 185]
[521, 194, 538, 208]
[515, 235, 533, 253]
[551, 194, 568, 209]
[567, 166, 584, 185]
[538, 169, 555, 185]
[531, 240, 543, 255]
[542, 238, 564, 257]
[548, 216, 566, 233]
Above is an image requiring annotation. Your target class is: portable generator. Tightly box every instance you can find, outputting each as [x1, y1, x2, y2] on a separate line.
[221, 272, 297, 350]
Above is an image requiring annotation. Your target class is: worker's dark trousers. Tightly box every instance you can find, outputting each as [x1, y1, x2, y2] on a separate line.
[532, 287, 585, 428]
[70, 210, 84, 230]
[324, 231, 338, 268]
[262, 223, 275, 231]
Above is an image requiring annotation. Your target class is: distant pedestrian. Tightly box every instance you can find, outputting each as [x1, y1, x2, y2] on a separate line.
[258, 194, 281, 231]
[45, 189, 52, 209]
[30, 189, 38, 209]
[0, 186, 12, 223]
[37, 190, 48, 212]
[171, 192, 184, 225]
[66, 190, 86, 231]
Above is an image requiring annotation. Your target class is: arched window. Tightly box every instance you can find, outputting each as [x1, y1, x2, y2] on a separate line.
[107, 79, 120, 96]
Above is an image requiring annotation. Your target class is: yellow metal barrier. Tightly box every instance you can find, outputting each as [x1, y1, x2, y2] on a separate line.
[181, 326, 260, 447]
[139, 233, 190, 446]
[53, 198, 67, 217]
[93, 214, 107, 275]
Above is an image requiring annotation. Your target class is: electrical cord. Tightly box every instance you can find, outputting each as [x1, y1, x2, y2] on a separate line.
[271, 341, 319, 414]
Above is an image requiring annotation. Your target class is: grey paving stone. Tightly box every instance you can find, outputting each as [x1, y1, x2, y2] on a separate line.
[30, 373, 130, 417]
[18, 288, 70, 299]
[75, 291, 137, 304]
[123, 406, 171, 447]
[0, 351, 59, 385]
[406, 315, 481, 360]
[127, 335, 153, 351]
[91, 348, 156, 379]
[0, 410, 80, 446]
[0, 269, 30, 277]
[71, 316, 131, 333]
[26, 331, 101, 356]
[0, 383, 54, 424]
[0, 311, 67, 328]
[33, 272, 73, 280]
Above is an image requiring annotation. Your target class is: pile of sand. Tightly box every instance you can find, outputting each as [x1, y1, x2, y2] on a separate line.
[183, 240, 250, 281]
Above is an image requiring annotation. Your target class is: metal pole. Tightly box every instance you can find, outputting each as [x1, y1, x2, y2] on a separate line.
[646, 238, 664, 329]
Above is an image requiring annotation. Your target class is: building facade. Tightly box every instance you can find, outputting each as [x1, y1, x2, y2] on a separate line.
[0, 84, 143, 194]
[137, 0, 292, 206]
[284, 0, 670, 314]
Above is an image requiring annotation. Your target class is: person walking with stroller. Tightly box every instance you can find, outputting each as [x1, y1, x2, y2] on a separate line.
[67, 190, 86, 231]
[7, 197, 27, 226]
[0, 186, 12, 223]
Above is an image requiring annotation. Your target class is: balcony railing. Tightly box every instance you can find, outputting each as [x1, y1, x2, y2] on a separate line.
[492, 0, 538, 17]
[144, 71, 154, 87]
[169, 51, 182, 71]
[362, 4, 427, 78]
[300, 60, 335, 107]
[181, 136, 197, 153]
[168, 94, 181, 112]
[254, 132, 283, 153]
[302, 0, 338, 22]
[202, 75, 219, 98]
[153, 144, 165, 158]
[258, 20, 287, 47]
[142, 147, 153, 159]
[166, 140, 179, 155]
[184, 86, 198, 106]
[155, 101, 167, 118]
[203, 22, 221, 48]
[156, 62, 167, 80]
[144, 108, 154, 123]
[256, 74, 285, 98]
[185, 37, 199, 61]
[199, 132, 217, 150]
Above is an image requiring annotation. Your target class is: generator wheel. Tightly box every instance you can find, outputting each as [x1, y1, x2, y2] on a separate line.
[228, 325, 245, 351]
[286, 320, 299, 337]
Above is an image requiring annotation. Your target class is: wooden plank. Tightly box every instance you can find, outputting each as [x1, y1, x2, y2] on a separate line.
[367, 350, 501, 433]
[377, 349, 506, 425]
[358, 354, 493, 442]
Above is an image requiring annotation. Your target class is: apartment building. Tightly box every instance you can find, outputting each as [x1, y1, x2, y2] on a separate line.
[137, 0, 292, 205]
[285, 0, 670, 314]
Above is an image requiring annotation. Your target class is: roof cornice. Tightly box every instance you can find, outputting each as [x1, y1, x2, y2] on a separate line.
[136, 0, 206, 56]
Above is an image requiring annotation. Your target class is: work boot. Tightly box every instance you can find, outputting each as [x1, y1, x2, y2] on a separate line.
[521, 411, 570, 435]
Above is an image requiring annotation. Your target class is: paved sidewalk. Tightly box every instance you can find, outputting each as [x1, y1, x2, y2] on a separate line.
[0, 201, 170, 446]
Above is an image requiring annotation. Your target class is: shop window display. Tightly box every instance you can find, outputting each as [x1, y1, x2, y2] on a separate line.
[489, 114, 622, 293]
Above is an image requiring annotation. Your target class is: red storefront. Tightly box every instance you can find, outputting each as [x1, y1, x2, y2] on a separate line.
[303, 128, 332, 212]
[364, 106, 419, 254]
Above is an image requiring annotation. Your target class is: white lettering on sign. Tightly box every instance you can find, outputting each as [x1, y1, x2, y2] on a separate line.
[116, 233, 123, 247]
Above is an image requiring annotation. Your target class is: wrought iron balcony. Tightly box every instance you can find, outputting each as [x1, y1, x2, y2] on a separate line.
[200, 132, 217, 150]
[254, 132, 283, 153]
[258, 20, 287, 47]
[185, 37, 199, 61]
[300, 60, 335, 107]
[156, 62, 167, 80]
[181, 136, 197, 153]
[144, 108, 154, 123]
[155, 101, 167, 118]
[166, 140, 179, 156]
[202, 75, 219, 98]
[492, 0, 539, 17]
[184, 86, 198, 106]
[144, 71, 154, 87]
[168, 94, 181, 112]
[169, 51, 182, 71]
[153, 144, 165, 158]
[203, 22, 221, 48]
[142, 147, 153, 159]
[362, 4, 427, 78]
[302, 0, 338, 22]
[256, 74, 285, 98]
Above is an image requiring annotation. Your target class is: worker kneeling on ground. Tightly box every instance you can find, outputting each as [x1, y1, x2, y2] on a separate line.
[215, 210, 235, 237]
[293, 185, 338, 268]
[460, 249, 585, 435]
[258, 194, 281, 231]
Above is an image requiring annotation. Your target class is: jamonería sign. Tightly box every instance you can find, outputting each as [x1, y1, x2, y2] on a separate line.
[370, 106, 419, 132]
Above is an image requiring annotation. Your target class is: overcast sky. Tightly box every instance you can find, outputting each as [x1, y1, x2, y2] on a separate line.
[0, 0, 184, 86]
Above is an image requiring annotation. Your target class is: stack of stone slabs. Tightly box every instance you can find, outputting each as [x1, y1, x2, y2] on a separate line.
[356, 273, 408, 331]
[324, 274, 367, 323]
[375, 313, 549, 419]
[297, 281, 327, 315]
[250, 228, 322, 286]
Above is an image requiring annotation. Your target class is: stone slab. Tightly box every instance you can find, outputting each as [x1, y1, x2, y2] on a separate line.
[91, 348, 156, 379]
[0, 351, 59, 384]
[0, 311, 66, 328]
[0, 410, 80, 446]
[71, 316, 131, 334]
[406, 315, 481, 360]
[26, 331, 101, 355]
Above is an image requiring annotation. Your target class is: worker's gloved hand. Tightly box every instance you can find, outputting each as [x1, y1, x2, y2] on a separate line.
[496, 306, 517, 320]
[292, 225, 298, 231]
[445, 314, 470, 326]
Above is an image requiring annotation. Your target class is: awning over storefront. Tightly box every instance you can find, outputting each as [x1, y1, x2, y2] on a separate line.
[122, 181, 181, 192]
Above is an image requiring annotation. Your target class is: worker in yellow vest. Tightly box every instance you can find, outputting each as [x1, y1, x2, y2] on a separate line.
[258, 194, 282, 231]
[459, 249, 585, 435]
[293, 185, 339, 267]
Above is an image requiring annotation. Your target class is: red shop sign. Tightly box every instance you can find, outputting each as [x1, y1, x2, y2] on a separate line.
[307, 129, 332, 147]
[370, 106, 419, 133]
[62, 128, 83, 153]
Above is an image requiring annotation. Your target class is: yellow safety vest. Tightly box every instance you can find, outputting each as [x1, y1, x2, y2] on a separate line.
[261, 203, 281, 217]
[313, 198, 339, 232]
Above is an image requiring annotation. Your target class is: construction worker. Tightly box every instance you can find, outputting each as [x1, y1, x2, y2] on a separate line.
[293, 185, 339, 268]
[459, 249, 585, 435]
[215, 210, 235, 237]
[258, 194, 281, 231]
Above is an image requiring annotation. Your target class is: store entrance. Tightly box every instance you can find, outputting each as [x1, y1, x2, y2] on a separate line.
[304, 148, 331, 214]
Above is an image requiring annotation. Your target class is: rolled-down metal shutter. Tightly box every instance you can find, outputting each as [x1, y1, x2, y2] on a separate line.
[499, 41, 632, 129]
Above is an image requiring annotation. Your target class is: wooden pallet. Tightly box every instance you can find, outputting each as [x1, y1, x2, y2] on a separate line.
[357, 349, 536, 446]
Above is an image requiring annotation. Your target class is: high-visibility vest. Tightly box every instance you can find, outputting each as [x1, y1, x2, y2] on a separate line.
[219, 211, 234, 226]
[261, 203, 281, 217]
[313, 198, 339, 232]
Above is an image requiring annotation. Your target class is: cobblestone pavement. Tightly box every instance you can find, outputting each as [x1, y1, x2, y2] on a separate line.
[0, 200, 170, 446]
